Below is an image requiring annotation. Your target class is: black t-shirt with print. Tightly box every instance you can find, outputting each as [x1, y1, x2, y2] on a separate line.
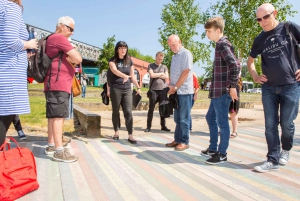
[108, 57, 133, 89]
[250, 22, 300, 86]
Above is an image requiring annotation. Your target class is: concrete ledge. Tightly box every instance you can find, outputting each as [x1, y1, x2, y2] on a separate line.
[73, 104, 101, 137]
[75, 102, 111, 111]
[75, 101, 257, 111]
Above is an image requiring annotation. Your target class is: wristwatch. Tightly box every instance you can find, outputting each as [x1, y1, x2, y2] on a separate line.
[229, 84, 236, 88]
[174, 86, 178, 90]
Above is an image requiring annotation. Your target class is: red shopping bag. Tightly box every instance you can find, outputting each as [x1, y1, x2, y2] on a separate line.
[0, 137, 39, 201]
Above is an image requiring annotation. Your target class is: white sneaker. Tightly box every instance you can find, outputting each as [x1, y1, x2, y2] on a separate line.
[279, 150, 290, 165]
[254, 161, 279, 173]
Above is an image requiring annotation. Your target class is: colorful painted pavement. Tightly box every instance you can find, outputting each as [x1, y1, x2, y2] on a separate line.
[17, 127, 300, 201]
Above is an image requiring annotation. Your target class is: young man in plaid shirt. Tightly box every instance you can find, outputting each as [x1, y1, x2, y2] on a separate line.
[201, 17, 240, 164]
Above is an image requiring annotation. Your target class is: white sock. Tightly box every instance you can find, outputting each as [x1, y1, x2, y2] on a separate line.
[48, 143, 55, 147]
[55, 146, 64, 153]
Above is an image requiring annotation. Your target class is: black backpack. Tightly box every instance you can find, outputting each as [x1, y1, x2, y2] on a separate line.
[27, 33, 63, 84]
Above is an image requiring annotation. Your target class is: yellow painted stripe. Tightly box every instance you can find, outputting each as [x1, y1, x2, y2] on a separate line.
[69, 158, 95, 200]
[178, 145, 297, 201]
[94, 140, 169, 201]
[137, 138, 229, 201]
[84, 142, 139, 201]
[147, 136, 270, 201]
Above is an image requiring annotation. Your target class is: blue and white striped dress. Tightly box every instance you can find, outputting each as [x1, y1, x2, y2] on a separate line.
[0, 0, 30, 115]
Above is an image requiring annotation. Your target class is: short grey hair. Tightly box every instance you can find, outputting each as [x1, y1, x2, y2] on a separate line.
[56, 16, 75, 27]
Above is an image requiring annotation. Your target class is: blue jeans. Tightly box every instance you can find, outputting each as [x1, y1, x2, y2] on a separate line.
[262, 83, 300, 164]
[174, 94, 193, 144]
[189, 99, 195, 130]
[82, 85, 86, 98]
[206, 94, 232, 155]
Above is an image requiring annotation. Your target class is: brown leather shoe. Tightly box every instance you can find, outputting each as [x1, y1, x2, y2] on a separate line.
[166, 141, 178, 147]
[175, 143, 189, 151]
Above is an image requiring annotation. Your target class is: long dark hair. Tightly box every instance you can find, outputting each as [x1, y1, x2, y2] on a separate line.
[112, 41, 130, 66]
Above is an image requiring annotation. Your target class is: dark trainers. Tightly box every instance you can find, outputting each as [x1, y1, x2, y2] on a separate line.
[17, 130, 27, 140]
[19, 135, 27, 140]
[144, 128, 151, 132]
[45, 146, 55, 155]
[52, 148, 78, 163]
[62, 136, 71, 147]
[254, 161, 279, 173]
[205, 153, 227, 165]
[161, 126, 171, 132]
[201, 148, 217, 158]
[279, 150, 290, 165]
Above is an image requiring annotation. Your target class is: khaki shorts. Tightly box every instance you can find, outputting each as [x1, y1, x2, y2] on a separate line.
[45, 91, 70, 118]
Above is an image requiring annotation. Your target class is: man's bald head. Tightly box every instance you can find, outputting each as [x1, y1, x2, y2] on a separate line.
[167, 34, 182, 53]
[168, 34, 180, 43]
[256, 3, 278, 32]
[257, 3, 275, 14]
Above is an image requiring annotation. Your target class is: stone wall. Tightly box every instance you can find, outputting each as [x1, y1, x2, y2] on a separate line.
[73, 105, 101, 137]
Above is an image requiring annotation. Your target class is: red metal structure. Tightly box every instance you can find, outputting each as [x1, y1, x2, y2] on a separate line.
[131, 57, 149, 88]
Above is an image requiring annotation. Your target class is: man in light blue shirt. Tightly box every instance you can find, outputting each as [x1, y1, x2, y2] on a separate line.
[166, 34, 194, 151]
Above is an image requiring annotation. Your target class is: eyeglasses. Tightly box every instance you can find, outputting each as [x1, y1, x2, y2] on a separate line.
[118, 47, 127, 50]
[255, 11, 274, 22]
[61, 23, 74, 32]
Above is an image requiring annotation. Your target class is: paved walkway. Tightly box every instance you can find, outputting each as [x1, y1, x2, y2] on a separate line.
[11, 117, 300, 200]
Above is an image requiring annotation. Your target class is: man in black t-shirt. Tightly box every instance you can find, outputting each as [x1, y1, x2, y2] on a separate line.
[247, 3, 300, 173]
[144, 52, 171, 132]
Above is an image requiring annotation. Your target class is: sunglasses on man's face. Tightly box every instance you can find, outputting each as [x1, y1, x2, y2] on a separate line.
[255, 11, 274, 22]
[61, 23, 74, 32]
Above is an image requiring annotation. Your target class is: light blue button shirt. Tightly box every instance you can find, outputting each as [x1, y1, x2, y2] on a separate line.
[169, 47, 194, 95]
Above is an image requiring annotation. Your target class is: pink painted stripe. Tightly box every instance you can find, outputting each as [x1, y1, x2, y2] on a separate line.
[137, 139, 253, 201]
[111, 140, 199, 201]
[70, 140, 109, 201]
[153, 135, 300, 196]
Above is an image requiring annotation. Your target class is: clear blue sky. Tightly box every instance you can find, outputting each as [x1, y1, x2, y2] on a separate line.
[22, 0, 299, 77]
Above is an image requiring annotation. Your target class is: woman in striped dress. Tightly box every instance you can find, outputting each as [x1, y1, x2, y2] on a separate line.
[0, 0, 37, 146]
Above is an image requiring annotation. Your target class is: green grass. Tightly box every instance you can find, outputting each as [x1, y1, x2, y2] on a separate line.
[20, 96, 48, 128]
[24, 83, 261, 130]
[27, 83, 45, 89]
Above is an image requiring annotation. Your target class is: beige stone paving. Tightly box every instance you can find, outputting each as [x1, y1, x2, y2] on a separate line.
[97, 104, 295, 138]
[7, 104, 300, 140]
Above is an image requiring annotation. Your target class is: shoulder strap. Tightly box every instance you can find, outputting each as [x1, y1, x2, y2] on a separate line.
[285, 22, 299, 45]
[285, 21, 297, 68]
[45, 34, 64, 99]
[55, 51, 64, 81]
[45, 33, 64, 81]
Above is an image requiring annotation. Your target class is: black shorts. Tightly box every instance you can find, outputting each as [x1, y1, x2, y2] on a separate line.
[45, 91, 70, 118]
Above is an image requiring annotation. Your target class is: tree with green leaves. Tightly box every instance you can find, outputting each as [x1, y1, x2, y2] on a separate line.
[159, 0, 211, 68]
[96, 35, 116, 74]
[200, 0, 297, 81]
[128, 48, 155, 63]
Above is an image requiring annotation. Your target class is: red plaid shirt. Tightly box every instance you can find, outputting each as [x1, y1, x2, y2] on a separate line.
[209, 36, 240, 98]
